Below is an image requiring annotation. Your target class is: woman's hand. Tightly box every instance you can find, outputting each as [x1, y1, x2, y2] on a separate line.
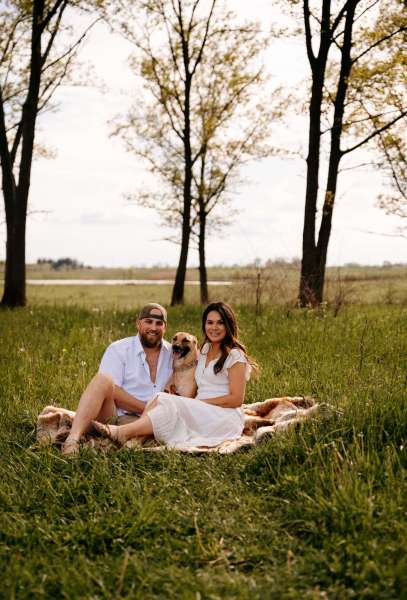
[142, 394, 160, 415]
[202, 362, 247, 408]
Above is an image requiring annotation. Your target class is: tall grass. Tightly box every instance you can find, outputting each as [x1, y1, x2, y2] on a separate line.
[0, 301, 406, 598]
[2, 263, 407, 307]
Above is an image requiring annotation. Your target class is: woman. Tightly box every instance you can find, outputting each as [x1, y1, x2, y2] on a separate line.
[95, 301, 257, 448]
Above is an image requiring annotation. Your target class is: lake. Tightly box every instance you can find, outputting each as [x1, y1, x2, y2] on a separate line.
[26, 279, 232, 286]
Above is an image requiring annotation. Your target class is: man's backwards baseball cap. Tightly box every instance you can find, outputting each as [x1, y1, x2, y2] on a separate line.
[138, 303, 167, 323]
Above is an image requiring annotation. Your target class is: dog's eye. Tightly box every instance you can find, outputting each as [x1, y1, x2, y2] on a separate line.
[182, 337, 189, 343]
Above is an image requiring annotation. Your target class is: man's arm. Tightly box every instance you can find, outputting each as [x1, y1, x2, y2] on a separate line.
[99, 345, 146, 413]
[113, 385, 146, 415]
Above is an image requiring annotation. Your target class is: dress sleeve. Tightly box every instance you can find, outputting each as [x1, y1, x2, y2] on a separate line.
[99, 345, 124, 387]
[224, 348, 252, 381]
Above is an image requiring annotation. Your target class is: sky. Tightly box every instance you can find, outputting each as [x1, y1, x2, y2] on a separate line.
[1, 0, 406, 268]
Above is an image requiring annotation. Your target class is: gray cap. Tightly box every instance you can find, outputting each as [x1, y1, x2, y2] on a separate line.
[138, 302, 167, 323]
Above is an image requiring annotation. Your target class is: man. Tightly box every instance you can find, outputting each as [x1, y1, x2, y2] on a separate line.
[62, 303, 172, 455]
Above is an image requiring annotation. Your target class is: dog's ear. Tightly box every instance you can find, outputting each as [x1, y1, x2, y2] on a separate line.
[192, 335, 198, 346]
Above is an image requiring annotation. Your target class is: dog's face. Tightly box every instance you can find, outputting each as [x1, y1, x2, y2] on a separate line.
[171, 332, 198, 361]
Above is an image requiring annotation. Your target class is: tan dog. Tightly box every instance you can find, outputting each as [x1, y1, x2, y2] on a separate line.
[165, 331, 198, 398]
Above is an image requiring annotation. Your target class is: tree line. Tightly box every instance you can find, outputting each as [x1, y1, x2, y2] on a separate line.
[1, 0, 406, 308]
[36, 257, 86, 269]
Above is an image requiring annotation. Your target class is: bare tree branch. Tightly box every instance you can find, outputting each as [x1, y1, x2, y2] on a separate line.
[352, 25, 407, 64]
[342, 111, 407, 155]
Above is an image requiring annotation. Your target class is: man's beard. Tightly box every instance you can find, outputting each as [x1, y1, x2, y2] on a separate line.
[140, 332, 162, 348]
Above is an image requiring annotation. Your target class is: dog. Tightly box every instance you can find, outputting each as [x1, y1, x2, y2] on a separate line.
[164, 331, 198, 398]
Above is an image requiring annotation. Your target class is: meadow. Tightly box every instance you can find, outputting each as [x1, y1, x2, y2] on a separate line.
[0, 283, 406, 598]
[4, 261, 406, 309]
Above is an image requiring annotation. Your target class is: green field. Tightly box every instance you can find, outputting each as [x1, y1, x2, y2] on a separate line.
[1, 261, 406, 309]
[0, 287, 406, 598]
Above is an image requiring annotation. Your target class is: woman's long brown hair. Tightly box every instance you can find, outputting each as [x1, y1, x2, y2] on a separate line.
[201, 301, 259, 375]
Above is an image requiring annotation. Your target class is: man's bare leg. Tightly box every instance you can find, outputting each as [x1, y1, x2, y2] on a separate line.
[62, 373, 116, 455]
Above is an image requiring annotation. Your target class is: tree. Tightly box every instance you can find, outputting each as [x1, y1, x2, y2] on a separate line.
[377, 130, 407, 237]
[111, 0, 271, 304]
[0, 0, 98, 307]
[192, 118, 270, 303]
[295, 0, 406, 306]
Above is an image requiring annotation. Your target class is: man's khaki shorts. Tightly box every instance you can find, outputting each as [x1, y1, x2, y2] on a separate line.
[108, 410, 140, 426]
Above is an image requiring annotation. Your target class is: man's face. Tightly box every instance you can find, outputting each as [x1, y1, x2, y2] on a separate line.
[137, 311, 166, 348]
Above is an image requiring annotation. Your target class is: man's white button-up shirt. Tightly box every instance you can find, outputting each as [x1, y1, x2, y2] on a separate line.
[99, 334, 173, 416]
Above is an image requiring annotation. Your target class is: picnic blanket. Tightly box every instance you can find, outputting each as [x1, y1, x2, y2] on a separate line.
[36, 396, 323, 454]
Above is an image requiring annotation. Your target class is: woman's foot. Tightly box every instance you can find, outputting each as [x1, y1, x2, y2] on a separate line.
[61, 435, 81, 456]
[93, 421, 126, 444]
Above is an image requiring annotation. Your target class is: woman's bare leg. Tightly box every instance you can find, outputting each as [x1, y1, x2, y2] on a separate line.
[94, 414, 154, 444]
[62, 373, 116, 454]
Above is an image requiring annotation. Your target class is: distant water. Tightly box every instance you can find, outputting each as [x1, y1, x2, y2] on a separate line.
[26, 279, 232, 286]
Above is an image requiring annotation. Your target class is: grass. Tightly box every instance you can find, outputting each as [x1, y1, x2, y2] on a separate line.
[0, 295, 406, 599]
[2, 262, 407, 307]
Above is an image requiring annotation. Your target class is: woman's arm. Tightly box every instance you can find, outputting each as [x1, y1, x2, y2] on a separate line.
[201, 362, 247, 408]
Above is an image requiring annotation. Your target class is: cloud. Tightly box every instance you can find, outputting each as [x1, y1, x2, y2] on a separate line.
[77, 211, 148, 226]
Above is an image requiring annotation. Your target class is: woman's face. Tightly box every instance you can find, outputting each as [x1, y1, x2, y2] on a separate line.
[205, 310, 227, 344]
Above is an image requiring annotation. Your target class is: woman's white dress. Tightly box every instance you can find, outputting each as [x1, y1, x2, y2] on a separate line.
[148, 344, 251, 448]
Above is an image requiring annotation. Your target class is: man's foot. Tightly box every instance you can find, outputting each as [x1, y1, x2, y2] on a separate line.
[93, 422, 126, 444]
[61, 435, 81, 456]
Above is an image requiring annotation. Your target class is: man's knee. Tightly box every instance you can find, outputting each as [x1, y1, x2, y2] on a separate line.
[92, 372, 114, 394]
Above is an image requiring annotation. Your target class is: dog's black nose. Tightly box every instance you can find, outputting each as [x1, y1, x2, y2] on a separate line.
[172, 344, 182, 353]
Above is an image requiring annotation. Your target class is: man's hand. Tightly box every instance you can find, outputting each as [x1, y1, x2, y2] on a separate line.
[113, 385, 146, 414]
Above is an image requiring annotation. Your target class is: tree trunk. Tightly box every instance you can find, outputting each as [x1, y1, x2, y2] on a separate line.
[2, 209, 27, 307]
[299, 0, 358, 307]
[300, 0, 357, 306]
[198, 207, 208, 304]
[171, 67, 193, 305]
[0, 91, 20, 306]
[171, 213, 191, 305]
[299, 65, 327, 307]
[298, 1, 333, 306]
[1, 0, 43, 308]
[171, 141, 192, 304]
[317, 1, 356, 302]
